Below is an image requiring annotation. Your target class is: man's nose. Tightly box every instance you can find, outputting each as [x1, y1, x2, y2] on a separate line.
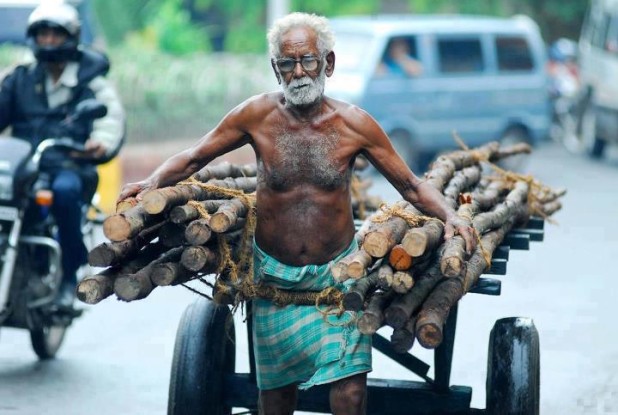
[292, 61, 305, 77]
[38, 34, 53, 45]
[38, 33, 61, 46]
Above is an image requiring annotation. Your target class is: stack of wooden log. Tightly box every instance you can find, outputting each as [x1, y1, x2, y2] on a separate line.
[79, 141, 564, 356]
[77, 160, 382, 306]
[334, 141, 566, 353]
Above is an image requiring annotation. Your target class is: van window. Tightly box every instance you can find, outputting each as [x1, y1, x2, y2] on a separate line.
[496, 36, 534, 71]
[376, 36, 421, 77]
[437, 38, 484, 73]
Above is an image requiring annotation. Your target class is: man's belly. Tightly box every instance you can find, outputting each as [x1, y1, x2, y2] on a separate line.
[255, 189, 355, 266]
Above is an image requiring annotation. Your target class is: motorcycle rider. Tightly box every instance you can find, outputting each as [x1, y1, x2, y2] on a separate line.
[547, 38, 581, 143]
[0, 1, 125, 308]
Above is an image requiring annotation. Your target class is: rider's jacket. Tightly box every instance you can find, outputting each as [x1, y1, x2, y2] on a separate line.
[0, 48, 125, 170]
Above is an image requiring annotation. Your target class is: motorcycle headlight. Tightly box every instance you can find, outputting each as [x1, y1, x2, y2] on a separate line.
[0, 174, 14, 201]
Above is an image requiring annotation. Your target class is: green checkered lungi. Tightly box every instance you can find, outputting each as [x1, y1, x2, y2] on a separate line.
[251, 238, 372, 391]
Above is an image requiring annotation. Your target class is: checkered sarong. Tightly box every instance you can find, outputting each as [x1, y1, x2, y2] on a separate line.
[251, 239, 372, 390]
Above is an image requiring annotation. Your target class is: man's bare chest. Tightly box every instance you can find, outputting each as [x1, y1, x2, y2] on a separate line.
[260, 128, 351, 190]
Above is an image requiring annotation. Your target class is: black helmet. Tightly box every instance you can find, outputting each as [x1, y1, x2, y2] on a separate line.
[26, 2, 81, 62]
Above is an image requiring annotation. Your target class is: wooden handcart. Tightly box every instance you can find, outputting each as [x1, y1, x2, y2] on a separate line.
[166, 218, 544, 415]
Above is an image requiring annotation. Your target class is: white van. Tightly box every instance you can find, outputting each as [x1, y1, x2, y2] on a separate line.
[326, 14, 552, 171]
[577, 0, 618, 158]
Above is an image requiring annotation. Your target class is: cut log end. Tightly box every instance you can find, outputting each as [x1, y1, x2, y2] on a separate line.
[102, 215, 132, 242]
[141, 191, 168, 215]
[342, 292, 364, 312]
[441, 257, 464, 278]
[88, 246, 115, 268]
[347, 263, 367, 279]
[402, 231, 428, 257]
[151, 263, 179, 286]
[116, 198, 137, 214]
[76, 279, 111, 304]
[114, 277, 142, 302]
[389, 245, 413, 271]
[392, 271, 415, 294]
[331, 262, 349, 283]
[357, 313, 382, 335]
[362, 233, 389, 258]
[416, 315, 444, 349]
[209, 213, 234, 233]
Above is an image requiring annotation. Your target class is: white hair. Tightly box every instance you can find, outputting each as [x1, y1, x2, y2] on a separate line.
[267, 12, 335, 57]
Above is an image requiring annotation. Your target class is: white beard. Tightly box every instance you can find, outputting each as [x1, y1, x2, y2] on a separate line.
[281, 64, 326, 106]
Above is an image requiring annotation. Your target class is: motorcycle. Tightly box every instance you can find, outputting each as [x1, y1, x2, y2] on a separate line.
[0, 99, 107, 359]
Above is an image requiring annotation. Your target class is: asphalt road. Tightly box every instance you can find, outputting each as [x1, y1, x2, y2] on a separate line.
[1, 140, 617, 415]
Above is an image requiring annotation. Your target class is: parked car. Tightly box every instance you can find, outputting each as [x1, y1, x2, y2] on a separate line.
[326, 14, 552, 171]
[0, 0, 98, 47]
[577, 0, 618, 158]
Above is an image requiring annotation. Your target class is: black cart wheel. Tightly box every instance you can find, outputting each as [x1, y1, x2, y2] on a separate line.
[168, 298, 236, 415]
[486, 317, 540, 415]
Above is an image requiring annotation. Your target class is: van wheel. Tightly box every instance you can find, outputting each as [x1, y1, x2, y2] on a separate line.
[579, 104, 606, 159]
[389, 130, 431, 174]
[498, 128, 530, 172]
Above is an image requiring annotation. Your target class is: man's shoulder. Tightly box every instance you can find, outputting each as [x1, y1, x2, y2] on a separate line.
[236, 91, 281, 115]
[246, 91, 281, 105]
[325, 96, 371, 119]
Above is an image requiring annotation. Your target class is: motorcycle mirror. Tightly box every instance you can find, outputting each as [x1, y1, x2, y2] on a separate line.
[74, 99, 108, 121]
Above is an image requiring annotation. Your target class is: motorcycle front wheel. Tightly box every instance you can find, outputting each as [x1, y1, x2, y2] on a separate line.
[30, 323, 67, 359]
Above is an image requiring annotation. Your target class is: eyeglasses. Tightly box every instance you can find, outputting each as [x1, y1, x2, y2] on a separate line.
[275, 55, 321, 73]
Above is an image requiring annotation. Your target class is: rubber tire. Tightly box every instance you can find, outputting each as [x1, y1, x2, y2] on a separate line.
[486, 317, 540, 415]
[578, 102, 606, 158]
[30, 324, 67, 359]
[168, 298, 235, 415]
[27, 253, 67, 360]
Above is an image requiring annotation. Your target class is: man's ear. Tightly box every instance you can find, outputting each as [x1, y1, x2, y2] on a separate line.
[325, 51, 335, 77]
[271, 59, 282, 85]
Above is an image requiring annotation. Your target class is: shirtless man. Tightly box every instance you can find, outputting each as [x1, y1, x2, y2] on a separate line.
[119, 12, 475, 415]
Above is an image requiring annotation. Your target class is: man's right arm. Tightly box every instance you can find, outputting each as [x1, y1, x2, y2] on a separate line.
[118, 96, 260, 201]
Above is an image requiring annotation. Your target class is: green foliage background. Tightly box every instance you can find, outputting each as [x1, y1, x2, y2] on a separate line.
[93, 0, 588, 54]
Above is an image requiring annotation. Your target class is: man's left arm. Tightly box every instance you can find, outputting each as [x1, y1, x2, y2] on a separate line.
[85, 75, 125, 158]
[351, 107, 477, 254]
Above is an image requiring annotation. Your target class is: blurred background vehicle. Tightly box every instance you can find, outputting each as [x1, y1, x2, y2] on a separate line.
[326, 14, 552, 173]
[576, 0, 618, 158]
